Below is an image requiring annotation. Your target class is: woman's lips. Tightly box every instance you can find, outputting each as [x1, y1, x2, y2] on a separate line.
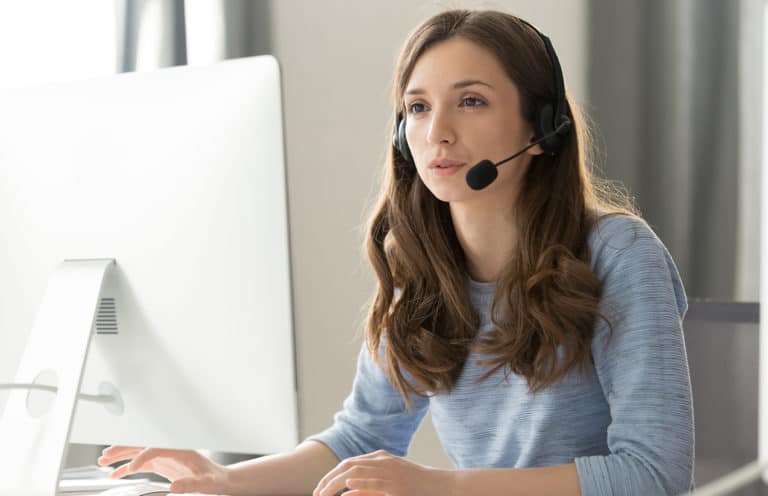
[430, 163, 466, 176]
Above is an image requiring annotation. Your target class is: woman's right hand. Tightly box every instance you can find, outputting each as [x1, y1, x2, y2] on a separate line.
[97, 445, 232, 494]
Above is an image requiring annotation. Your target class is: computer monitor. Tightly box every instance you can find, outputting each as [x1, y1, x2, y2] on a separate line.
[0, 55, 299, 489]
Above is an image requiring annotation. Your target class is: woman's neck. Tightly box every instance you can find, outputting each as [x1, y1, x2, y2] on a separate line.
[449, 200, 517, 283]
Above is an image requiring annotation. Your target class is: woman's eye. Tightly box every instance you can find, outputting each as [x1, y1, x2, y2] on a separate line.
[461, 96, 486, 107]
[407, 102, 427, 114]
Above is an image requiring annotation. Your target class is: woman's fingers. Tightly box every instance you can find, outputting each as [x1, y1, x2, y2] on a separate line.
[345, 478, 388, 493]
[104, 448, 168, 478]
[124, 449, 184, 472]
[107, 462, 135, 479]
[98, 446, 221, 486]
[315, 451, 393, 495]
[98, 446, 144, 466]
[169, 474, 218, 494]
[101, 445, 141, 456]
[105, 449, 182, 480]
[317, 465, 380, 496]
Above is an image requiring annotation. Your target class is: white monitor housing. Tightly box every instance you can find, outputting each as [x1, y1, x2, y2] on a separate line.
[0, 55, 299, 495]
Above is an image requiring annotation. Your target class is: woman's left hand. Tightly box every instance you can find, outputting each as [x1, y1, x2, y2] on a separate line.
[312, 449, 455, 496]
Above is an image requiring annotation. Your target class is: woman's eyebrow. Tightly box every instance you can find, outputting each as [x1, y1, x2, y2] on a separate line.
[404, 79, 494, 96]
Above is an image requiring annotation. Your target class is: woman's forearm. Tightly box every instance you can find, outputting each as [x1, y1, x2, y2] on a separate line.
[224, 440, 339, 496]
[450, 462, 582, 496]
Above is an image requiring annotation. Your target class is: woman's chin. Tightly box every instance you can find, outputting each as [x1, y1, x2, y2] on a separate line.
[421, 173, 481, 203]
[427, 186, 474, 204]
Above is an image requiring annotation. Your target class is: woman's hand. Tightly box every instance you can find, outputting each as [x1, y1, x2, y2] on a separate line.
[312, 449, 455, 496]
[97, 445, 232, 494]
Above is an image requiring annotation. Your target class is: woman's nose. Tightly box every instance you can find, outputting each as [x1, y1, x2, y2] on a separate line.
[426, 109, 456, 145]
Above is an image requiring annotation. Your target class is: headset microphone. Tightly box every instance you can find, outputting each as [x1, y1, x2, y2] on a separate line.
[465, 119, 571, 191]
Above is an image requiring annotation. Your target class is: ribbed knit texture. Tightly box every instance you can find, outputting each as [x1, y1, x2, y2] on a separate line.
[308, 214, 694, 495]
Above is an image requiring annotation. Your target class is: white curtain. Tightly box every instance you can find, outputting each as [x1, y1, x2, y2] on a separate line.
[115, 0, 271, 72]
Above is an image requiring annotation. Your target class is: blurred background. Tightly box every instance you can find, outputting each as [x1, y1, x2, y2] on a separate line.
[0, 0, 763, 493]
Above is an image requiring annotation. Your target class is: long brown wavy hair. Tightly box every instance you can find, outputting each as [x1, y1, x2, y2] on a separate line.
[365, 9, 636, 408]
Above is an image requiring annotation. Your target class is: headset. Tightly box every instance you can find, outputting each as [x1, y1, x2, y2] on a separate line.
[392, 18, 572, 189]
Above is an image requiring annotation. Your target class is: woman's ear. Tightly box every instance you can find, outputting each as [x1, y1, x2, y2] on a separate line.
[526, 134, 545, 156]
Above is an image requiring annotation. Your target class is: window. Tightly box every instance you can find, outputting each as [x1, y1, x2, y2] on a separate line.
[0, 2, 116, 90]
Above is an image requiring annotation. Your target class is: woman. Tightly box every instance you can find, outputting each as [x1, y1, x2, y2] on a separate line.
[98, 10, 694, 496]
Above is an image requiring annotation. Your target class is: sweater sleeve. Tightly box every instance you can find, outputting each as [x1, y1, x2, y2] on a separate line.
[574, 215, 694, 495]
[305, 342, 430, 461]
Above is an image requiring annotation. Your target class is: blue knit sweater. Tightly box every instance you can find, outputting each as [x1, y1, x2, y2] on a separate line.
[308, 214, 694, 495]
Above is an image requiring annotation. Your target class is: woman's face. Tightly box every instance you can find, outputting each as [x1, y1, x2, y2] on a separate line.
[402, 37, 541, 203]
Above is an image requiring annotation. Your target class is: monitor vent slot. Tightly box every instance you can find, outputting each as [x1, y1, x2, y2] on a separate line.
[95, 297, 118, 334]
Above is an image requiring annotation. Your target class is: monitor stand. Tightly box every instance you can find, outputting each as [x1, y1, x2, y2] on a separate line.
[0, 259, 116, 496]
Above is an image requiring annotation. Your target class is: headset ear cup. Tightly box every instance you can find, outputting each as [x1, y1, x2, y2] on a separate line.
[394, 117, 414, 164]
[535, 102, 562, 155]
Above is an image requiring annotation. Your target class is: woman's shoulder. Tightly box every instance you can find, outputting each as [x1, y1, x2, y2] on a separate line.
[587, 212, 662, 263]
[586, 211, 674, 280]
[586, 211, 687, 317]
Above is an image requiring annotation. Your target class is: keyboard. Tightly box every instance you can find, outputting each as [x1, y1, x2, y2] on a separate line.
[98, 482, 170, 495]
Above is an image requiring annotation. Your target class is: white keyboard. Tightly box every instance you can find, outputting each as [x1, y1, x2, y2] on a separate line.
[98, 482, 170, 496]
